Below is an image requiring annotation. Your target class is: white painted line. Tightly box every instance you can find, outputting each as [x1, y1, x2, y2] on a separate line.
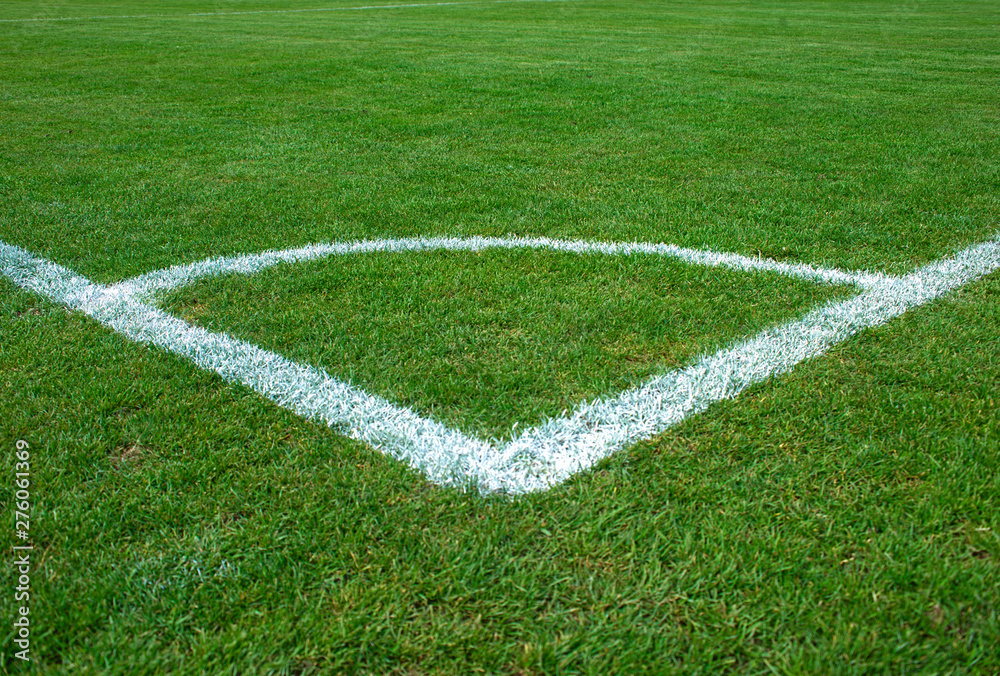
[480, 234, 1000, 493]
[111, 236, 884, 301]
[2, 235, 998, 495]
[0, 0, 564, 23]
[0, 240, 488, 488]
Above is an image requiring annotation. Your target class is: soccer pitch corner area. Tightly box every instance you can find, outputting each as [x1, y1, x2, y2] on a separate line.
[3, 0, 1000, 669]
[3, 233, 998, 494]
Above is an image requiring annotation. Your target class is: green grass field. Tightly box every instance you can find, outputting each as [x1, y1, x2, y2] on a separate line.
[2, 0, 999, 672]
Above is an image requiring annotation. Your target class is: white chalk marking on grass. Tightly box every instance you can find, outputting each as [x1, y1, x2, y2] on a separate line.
[0, 240, 489, 489]
[2, 235, 998, 495]
[0, 0, 565, 23]
[111, 236, 884, 301]
[481, 234, 1000, 493]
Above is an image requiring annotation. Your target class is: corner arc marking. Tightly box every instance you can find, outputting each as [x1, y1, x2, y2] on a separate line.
[111, 236, 884, 301]
[2, 235, 998, 495]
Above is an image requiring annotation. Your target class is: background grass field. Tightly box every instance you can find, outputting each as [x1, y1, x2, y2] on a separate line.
[2, 0, 999, 672]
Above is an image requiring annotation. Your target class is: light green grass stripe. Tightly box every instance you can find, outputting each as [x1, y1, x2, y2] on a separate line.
[0, 0, 567, 23]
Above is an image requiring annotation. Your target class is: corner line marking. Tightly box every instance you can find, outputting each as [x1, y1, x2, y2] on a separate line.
[2, 234, 998, 494]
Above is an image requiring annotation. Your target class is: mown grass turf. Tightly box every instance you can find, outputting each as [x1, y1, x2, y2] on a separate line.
[2, 258, 997, 674]
[2, 0, 999, 673]
[2, 0, 999, 280]
[162, 250, 848, 439]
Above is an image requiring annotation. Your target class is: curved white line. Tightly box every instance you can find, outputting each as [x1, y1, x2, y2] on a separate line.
[3, 235, 997, 494]
[111, 235, 884, 301]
